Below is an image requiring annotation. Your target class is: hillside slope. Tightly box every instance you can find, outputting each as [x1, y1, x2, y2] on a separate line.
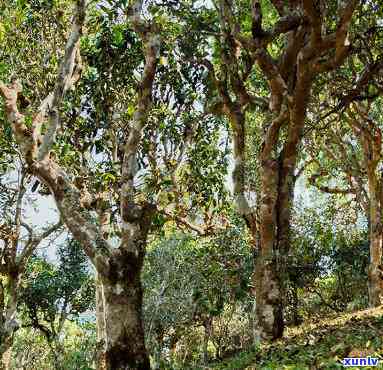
[210, 307, 383, 369]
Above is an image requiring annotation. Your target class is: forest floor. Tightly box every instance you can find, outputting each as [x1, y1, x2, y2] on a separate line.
[209, 306, 383, 369]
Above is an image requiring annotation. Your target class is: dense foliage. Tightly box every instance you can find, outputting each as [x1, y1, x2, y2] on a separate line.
[0, 0, 382, 369]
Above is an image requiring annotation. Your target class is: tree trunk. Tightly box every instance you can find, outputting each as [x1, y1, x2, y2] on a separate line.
[0, 339, 12, 370]
[48, 339, 65, 370]
[1, 347, 11, 370]
[368, 238, 383, 307]
[202, 317, 213, 364]
[290, 285, 302, 326]
[253, 254, 284, 340]
[0, 324, 16, 370]
[367, 174, 383, 307]
[0, 276, 19, 370]
[95, 273, 106, 367]
[253, 158, 284, 340]
[252, 98, 304, 339]
[97, 249, 150, 370]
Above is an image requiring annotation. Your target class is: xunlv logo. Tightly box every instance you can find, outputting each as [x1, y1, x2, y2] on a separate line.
[342, 357, 380, 367]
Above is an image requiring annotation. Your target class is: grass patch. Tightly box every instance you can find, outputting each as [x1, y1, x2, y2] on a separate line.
[209, 307, 383, 369]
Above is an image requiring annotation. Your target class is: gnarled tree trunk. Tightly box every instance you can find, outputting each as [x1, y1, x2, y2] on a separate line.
[211, 0, 358, 341]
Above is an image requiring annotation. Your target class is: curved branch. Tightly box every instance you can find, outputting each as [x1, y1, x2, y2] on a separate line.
[312, 0, 359, 73]
[37, 0, 86, 160]
[308, 174, 356, 195]
[18, 220, 63, 269]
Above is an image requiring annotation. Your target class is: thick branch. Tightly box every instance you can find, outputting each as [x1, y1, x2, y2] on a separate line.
[31, 160, 111, 273]
[308, 174, 356, 195]
[202, 59, 235, 113]
[279, 25, 306, 80]
[294, 158, 314, 180]
[120, 36, 159, 207]
[303, 0, 322, 47]
[262, 108, 288, 158]
[18, 220, 63, 269]
[0, 81, 35, 163]
[251, 0, 263, 38]
[202, 61, 251, 217]
[338, 58, 383, 109]
[0, 1, 113, 276]
[162, 210, 208, 236]
[312, 1, 359, 73]
[230, 110, 252, 216]
[271, 0, 286, 16]
[38, 0, 86, 160]
[120, 12, 160, 231]
[270, 13, 304, 41]
[255, 49, 288, 102]
[251, 1, 302, 42]
[12, 171, 27, 261]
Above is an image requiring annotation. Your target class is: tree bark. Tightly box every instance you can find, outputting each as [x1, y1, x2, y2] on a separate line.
[96, 245, 150, 370]
[95, 273, 106, 367]
[367, 172, 383, 307]
[351, 108, 383, 307]
[253, 158, 284, 340]
[1, 1, 159, 367]
[0, 275, 19, 370]
[48, 339, 65, 370]
[1, 347, 11, 370]
[202, 317, 213, 364]
[0, 339, 12, 370]
[290, 285, 301, 326]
